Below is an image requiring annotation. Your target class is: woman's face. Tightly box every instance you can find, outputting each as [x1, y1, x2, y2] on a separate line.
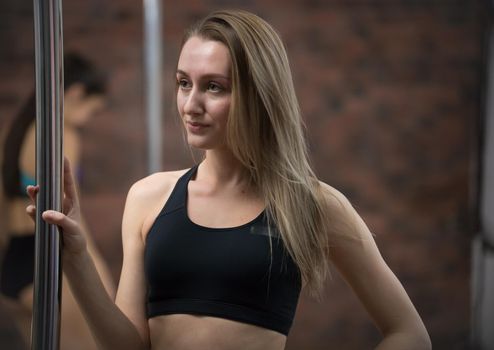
[176, 36, 232, 150]
[64, 83, 105, 127]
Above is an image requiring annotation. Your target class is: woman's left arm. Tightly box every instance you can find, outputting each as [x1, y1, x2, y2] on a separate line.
[320, 183, 431, 350]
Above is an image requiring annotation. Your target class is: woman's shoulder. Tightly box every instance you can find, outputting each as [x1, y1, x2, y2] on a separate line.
[316, 180, 367, 242]
[317, 180, 353, 211]
[122, 168, 193, 242]
[127, 168, 191, 202]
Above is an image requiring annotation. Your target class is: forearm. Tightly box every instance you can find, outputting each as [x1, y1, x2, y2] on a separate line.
[63, 250, 149, 350]
[375, 330, 431, 350]
[79, 217, 116, 298]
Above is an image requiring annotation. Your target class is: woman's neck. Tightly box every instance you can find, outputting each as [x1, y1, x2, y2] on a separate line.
[200, 149, 251, 190]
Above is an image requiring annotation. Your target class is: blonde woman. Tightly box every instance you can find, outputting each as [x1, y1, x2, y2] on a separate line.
[26, 10, 431, 350]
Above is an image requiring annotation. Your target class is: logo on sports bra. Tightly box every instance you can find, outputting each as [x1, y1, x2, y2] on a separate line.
[249, 224, 280, 238]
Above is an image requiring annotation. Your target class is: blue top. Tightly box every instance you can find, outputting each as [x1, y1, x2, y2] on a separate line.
[19, 168, 83, 195]
[20, 171, 36, 192]
[144, 164, 302, 335]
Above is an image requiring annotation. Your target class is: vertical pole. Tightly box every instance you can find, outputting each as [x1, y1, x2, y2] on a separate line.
[144, 0, 163, 174]
[31, 0, 64, 348]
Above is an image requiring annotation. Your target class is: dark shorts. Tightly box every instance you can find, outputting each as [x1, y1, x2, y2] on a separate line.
[0, 234, 35, 299]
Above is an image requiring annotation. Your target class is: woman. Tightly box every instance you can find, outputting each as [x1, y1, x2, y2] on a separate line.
[26, 10, 431, 349]
[1, 53, 115, 349]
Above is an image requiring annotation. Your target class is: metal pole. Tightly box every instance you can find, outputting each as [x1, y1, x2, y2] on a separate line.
[144, 0, 163, 174]
[31, 0, 64, 348]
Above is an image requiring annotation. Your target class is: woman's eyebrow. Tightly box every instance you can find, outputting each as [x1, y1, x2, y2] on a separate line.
[176, 69, 189, 77]
[176, 69, 230, 81]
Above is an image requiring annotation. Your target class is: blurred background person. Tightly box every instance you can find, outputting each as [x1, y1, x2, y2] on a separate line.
[0, 52, 116, 350]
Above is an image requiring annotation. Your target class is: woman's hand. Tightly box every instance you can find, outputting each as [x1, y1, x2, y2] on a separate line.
[25, 157, 87, 257]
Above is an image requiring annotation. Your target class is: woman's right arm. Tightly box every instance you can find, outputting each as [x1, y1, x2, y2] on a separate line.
[26, 158, 150, 350]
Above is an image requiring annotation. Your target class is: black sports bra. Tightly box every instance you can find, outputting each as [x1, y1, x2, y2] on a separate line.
[144, 164, 302, 335]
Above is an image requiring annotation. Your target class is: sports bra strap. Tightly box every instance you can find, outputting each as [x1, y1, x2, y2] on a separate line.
[159, 164, 199, 216]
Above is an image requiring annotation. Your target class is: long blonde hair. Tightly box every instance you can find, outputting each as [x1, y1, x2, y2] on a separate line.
[183, 9, 333, 297]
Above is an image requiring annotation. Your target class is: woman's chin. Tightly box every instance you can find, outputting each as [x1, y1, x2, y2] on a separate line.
[186, 137, 214, 150]
[186, 135, 226, 151]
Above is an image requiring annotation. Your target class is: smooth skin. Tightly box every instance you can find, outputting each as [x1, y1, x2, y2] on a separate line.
[26, 37, 431, 350]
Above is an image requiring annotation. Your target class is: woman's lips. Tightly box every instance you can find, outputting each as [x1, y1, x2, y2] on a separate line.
[187, 121, 209, 133]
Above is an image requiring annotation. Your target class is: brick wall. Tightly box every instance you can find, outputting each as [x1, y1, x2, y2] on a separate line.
[0, 0, 487, 348]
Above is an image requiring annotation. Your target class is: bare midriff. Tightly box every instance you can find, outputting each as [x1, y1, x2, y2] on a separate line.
[148, 314, 287, 350]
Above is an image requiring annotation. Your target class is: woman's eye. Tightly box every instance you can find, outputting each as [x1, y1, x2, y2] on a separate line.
[208, 82, 222, 92]
[178, 79, 190, 89]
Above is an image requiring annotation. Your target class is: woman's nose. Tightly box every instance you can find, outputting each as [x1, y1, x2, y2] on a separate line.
[183, 88, 204, 116]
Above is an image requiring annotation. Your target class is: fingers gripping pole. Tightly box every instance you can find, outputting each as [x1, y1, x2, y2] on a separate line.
[32, 0, 64, 348]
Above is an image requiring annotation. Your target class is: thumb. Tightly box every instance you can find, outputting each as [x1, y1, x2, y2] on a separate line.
[42, 210, 79, 234]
